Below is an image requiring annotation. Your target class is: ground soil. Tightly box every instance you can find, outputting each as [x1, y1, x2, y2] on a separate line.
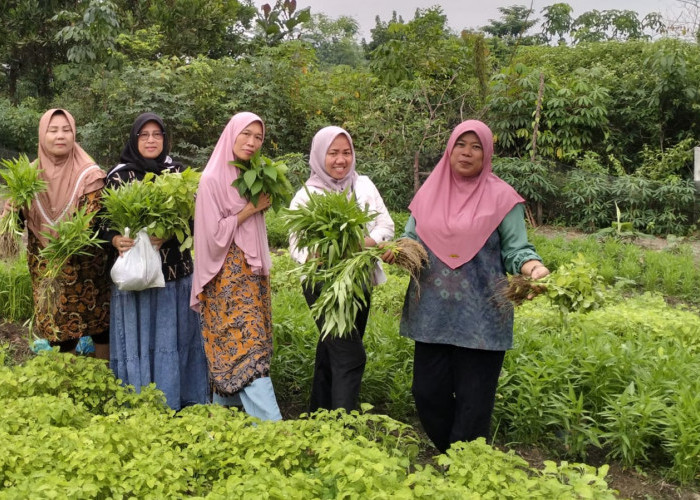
[2, 226, 699, 499]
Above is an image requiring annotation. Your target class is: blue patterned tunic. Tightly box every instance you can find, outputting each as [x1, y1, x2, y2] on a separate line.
[399, 204, 541, 351]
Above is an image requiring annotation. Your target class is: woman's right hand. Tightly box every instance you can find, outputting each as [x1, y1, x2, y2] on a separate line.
[238, 193, 271, 225]
[112, 235, 135, 256]
[1, 199, 16, 217]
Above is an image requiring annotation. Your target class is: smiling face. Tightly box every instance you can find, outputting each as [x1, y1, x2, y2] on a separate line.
[44, 113, 75, 158]
[233, 121, 264, 160]
[449, 131, 484, 178]
[136, 121, 165, 160]
[324, 134, 353, 180]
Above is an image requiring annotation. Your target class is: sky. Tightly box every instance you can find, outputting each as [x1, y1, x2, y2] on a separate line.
[253, 0, 683, 39]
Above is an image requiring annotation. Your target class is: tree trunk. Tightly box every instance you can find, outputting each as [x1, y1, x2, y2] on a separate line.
[413, 151, 420, 194]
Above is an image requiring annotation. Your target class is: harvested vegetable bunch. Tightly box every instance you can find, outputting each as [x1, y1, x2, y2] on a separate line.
[283, 188, 377, 274]
[0, 154, 47, 258]
[232, 151, 293, 212]
[101, 168, 200, 251]
[497, 254, 607, 314]
[36, 206, 105, 330]
[309, 239, 429, 339]
[148, 168, 200, 251]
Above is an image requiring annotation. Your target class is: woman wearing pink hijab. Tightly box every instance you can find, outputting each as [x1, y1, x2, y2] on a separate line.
[389, 120, 549, 453]
[190, 112, 281, 421]
[2, 109, 111, 357]
[289, 126, 394, 412]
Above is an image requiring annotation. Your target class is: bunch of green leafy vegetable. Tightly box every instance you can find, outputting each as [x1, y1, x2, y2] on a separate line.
[232, 151, 293, 212]
[101, 168, 200, 251]
[0, 155, 47, 257]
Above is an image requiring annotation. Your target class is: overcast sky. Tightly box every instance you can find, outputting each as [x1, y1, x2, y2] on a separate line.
[253, 0, 683, 39]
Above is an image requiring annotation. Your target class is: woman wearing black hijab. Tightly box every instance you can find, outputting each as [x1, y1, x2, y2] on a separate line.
[103, 113, 209, 410]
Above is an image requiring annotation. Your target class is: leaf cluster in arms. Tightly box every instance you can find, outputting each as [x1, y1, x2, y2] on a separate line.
[232, 151, 294, 212]
[0, 155, 47, 258]
[101, 168, 201, 251]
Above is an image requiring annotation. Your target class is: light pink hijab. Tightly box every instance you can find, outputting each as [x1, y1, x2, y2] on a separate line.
[27, 109, 105, 246]
[305, 126, 357, 192]
[190, 112, 271, 312]
[409, 120, 524, 269]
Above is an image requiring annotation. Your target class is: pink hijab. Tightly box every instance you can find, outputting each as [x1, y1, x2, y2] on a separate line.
[190, 112, 271, 312]
[27, 109, 105, 246]
[305, 126, 357, 192]
[408, 120, 524, 269]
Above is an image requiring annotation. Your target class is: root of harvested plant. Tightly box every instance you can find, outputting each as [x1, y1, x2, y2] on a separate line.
[495, 274, 547, 307]
[0, 231, 19, 259]
[392, 237, 429, 280]
[34, 277, 63, 341]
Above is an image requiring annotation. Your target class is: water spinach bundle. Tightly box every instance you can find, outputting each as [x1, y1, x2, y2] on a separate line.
[284, 190, 428, 339]
[231, 151, 293, 212]
[101, 168, 200, 251]
[36, 205, 105, 336]
[0, 155, 47, 258]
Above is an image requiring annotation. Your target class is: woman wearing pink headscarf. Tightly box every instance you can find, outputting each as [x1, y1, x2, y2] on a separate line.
[8, 109, 111, 357]
[390, 120, 549, 453]
[190, 112, 281, 421]
[289, 126, 394, 412]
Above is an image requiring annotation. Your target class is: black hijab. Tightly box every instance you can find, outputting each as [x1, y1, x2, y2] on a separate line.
[118, 112, 183, 175]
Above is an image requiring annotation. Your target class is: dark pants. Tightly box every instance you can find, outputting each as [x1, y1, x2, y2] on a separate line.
[412, 341, 505, 453]
[304, 283, 372, 412]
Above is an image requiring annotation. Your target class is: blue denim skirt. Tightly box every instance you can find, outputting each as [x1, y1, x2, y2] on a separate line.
[109, 274, 210, 409]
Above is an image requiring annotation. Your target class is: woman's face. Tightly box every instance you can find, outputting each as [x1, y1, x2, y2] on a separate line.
[449, 131, 484, 178]
[233, 121, 264, 160]
[324, 134, 353, 180]
[137, 121, 165, 160]
[45, 113, 75, 158]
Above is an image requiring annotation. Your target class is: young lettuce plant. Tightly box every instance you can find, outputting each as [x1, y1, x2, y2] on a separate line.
[0, 155, 47, 258]
[232, 151, 293, 212]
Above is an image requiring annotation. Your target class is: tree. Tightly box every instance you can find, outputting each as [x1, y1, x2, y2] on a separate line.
[255, 0, 312, 46]
[571, 9, 665, 44]
[481, 5, 541, 44]
[301, 14, 364, 67]
[0, 0, 70, 101]
[541, 3, 573, 45]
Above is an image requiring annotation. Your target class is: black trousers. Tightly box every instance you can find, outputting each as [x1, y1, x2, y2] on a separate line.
[412, 341, 505, 453]
[304, 283, 372, 412]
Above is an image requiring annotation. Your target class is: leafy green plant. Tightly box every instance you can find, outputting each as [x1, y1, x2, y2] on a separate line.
[39, 206, 104, 280]
[0, 155, 47, 258]
[232, 150, 293, 212]
[101, 168, 199, 251]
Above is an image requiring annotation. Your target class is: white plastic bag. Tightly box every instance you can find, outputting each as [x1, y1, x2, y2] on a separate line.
[110, 228, 165, 291]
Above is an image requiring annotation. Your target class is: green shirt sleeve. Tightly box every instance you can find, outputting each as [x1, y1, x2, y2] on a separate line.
[498, 203, 542, 274]
[402, 215, 418, 241]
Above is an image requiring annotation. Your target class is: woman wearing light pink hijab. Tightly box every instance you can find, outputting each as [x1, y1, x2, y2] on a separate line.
[22, 109, 110, 357]
[289, 126, 394, 413]
[392, 120, 549, 453]
[191, 112, 281, 421]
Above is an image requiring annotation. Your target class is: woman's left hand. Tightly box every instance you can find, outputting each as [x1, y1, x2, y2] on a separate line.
[149, 236, 166, 250]
[522, 260, 550, 280]
[364, 236, 377, 248]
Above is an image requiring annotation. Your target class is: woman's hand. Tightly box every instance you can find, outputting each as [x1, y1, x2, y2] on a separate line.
[378, 242, 396, 264]
[521, 260, 549, 279]
[1, 199, 16, 217]
[149, 236, 166, 251]
[364, 236, 377, 248]
[112, 235, 135, 257]
[238, 193, 271, 225]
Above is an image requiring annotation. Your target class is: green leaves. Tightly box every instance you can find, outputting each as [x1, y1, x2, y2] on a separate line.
[102, 168, 200, 251]
[232, 151, 293, 212]
[39, 206, 105, 280]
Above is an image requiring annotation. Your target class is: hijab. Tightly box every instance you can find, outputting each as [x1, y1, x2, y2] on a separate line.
[27, 109, 105, 246]
[108, 112, 183, 179]
[190, 112, 271, 311]
[408, 120, 524, 269]
[305, 126, 357, 192]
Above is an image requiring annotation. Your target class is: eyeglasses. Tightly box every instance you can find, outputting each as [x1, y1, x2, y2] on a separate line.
[137, 131, 164, 141]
